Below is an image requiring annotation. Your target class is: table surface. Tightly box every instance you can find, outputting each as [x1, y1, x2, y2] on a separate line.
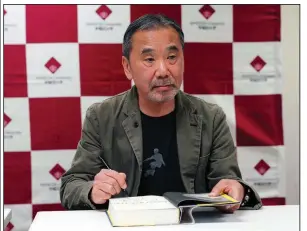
[29, 205, 299, 231]
[3, 208, 12, 228]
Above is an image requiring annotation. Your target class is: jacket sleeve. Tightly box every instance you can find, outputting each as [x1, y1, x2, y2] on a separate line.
[60, 104, 108, 210]
[206, 106, 263, 210]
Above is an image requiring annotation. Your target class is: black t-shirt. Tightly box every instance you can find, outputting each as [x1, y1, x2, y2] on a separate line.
[137, 109, 186, 196]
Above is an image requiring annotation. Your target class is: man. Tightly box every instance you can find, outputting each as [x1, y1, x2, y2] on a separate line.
[60, 14, 262, 212]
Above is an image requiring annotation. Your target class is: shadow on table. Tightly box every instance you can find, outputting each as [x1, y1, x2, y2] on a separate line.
[191, 207, 243, 223]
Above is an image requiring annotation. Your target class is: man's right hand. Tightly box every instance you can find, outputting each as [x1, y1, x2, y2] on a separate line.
[90, 169, 127, 204]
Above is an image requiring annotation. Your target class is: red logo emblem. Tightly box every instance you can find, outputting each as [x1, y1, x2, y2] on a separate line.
[5, 222, 14, 231]
[250, 56, 266, 72]
[49, 164, 66, 180]
[4, 113, 11, 128]
[96, 5, 112, 20]
[4, 9, 7, 16]
[254, 159, 270, 176]
[199, 5, 215, 19]
[45, 57, 61, 74]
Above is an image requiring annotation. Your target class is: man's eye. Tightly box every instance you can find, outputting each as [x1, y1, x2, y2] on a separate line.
[168, 55, 176, 60]
[145, 58, 154, 62]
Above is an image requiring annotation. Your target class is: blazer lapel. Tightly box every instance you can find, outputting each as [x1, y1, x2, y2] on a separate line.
[121, 87, 143, 172]
[176, 92, 203, 193]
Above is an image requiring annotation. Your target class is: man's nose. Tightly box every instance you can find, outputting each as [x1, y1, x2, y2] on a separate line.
[156, 59, 168, 77]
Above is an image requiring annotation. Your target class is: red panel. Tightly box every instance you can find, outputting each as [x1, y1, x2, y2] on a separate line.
[79, 44, 131, 96]
[233, 5, 281, 42]
[4, 45, 28, 97]
[26, 5, 77, 43]
[235, 94, 284, 146]
[4, 152, 32, 204]
[262, 197, 286, 205]
[29, 98, 81, 150]
[184, 43, 233, 94]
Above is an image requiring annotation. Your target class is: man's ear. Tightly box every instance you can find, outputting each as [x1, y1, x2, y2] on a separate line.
[122, 56, 132, 80]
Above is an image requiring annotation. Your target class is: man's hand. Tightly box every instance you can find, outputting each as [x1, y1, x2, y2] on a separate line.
[209, 179, 245, 213]
[90, 169, 127, 204]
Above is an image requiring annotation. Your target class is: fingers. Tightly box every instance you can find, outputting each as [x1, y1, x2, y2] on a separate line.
[90, 183, 112, 204]
[96, 169, 127, 189]
[209, 180, 227, 197]
[103, 170, 127, 189]
[91, 169, 127, 204]
[209, 179, 245, 213]
[227, 187, 240, 202]
[99, 177, 121, 195]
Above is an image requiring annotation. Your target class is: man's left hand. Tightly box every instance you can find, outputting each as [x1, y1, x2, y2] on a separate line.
[209, 179, 245, 213]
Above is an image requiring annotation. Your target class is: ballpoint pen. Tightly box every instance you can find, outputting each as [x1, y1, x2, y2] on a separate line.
[98, 156, 129, 197]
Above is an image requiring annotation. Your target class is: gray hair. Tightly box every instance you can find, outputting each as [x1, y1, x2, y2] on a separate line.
[122, 14, 184, 60]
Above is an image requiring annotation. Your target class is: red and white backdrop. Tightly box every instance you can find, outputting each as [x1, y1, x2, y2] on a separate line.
[3, 4, 284, 230]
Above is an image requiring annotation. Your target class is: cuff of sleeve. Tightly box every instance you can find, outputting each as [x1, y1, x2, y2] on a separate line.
[238, 180, 263, 210]
[80, 181, 96, 209]
[83, 181, 109, 210]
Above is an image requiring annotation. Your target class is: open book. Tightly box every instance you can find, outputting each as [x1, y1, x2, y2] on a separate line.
[106, 192, 240, 227]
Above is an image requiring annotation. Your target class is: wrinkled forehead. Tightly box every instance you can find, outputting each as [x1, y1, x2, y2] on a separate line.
[130, 27, 182, 54]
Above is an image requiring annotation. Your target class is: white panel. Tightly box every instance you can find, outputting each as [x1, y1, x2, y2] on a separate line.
[4, 204, 32, 231]
[78, 5, 130, 43]
[4, 98, 31, 151]
[31, 150, 76, 204]
[233, 42, 282, 95]
[182, 5, 233, 42]
[237, 146, 285, 198]
[26, 43, 81, 98]
[4, 5, 26, 44]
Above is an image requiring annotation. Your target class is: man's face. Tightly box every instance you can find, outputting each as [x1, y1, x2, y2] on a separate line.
[122, 27, 184, 103]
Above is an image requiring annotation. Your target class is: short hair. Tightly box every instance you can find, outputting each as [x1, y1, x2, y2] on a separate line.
[122, 14, 184, 60]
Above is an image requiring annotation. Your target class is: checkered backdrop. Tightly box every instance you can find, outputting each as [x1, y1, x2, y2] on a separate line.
[3, 4, 284, 231]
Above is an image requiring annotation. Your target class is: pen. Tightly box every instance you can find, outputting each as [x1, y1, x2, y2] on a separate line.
[98, 156, 129, 197]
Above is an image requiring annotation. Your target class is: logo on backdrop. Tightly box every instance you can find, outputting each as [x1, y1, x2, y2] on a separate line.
[49, 163, 66, 181]
[35, 56, 71, 85]
[241, 55, 277, 82]
[83, 5, 123, 32]
[4, 113, 11, 128]
[199, 4, 215, 20]
[245, 159, 279, 188]
[143, 148, 166, 177]
[3, 112, 22, 140]
[96, 5, 112, 20]
[45, 57, 61, 74]
[40, 163, 66, 191]
[189, 5, 225, 31]
[5, 222, 14, 231]
[3, 8, 18, 32]
[254, 159, 270, 176]
[250, 56, 267, 72]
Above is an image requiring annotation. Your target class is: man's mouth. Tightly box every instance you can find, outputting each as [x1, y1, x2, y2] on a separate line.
[153, 84, 172, 89]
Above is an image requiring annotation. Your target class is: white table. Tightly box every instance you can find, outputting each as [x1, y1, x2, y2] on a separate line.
[29, 205, 299, 231]
[3, 208, 12, 228]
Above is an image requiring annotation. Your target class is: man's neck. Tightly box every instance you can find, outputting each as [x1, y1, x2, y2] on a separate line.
[138, 95, 175, 117]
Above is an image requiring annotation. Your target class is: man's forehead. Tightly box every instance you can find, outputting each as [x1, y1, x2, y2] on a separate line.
[131, 28, 181, 52]
[132, 28, 180, 44]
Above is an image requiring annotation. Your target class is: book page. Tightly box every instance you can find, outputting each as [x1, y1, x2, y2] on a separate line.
[109, 195, 177, 211]
[182, 193, 231, 202]
[163, 192, 239, 207]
